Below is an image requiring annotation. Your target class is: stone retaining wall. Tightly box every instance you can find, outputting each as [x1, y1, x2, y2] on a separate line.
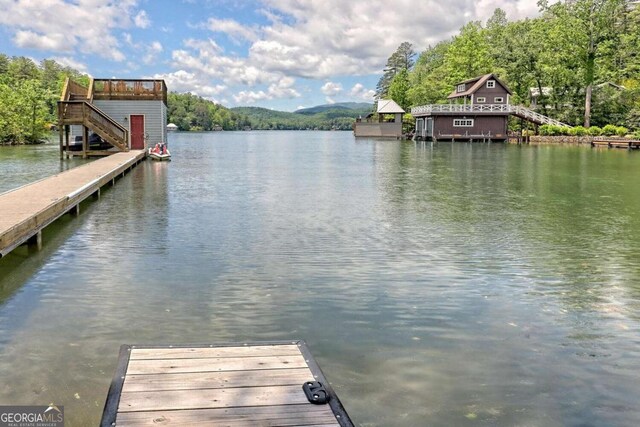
[528, 135, 593, 144]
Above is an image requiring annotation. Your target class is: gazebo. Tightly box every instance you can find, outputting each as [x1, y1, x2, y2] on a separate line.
[354, 99, 405, 138]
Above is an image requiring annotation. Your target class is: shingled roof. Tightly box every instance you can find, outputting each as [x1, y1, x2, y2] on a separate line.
[447, 73, 512, 99]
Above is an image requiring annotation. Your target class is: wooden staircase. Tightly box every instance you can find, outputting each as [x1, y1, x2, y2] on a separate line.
[58, 78, 129, 152]
[510, 105, 571, 128]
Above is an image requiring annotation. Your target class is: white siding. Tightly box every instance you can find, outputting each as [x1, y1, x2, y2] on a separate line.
[93, 100, 167, 146]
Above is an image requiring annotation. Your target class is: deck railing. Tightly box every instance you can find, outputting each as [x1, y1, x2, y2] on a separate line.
[411, 104, 571, 127]
[60, 77, 89, 102]
[92, 79, 167, 104]
[411, 104, 512, 115]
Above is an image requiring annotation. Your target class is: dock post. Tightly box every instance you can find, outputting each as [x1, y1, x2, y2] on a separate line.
[82, 126, 89, 159]
[70, 204, 80, 216]
[27, 231, 42, 251]
[59, 123, 64, 160]
[94, 188, 101, 199]
[65, 126, 70, 159]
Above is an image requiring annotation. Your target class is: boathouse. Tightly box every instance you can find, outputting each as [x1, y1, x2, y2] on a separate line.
[412, 74, 511, 141]
[354, 99, 405, 138]
[58, 78, 168, 157]
[412, 73, 570, 141]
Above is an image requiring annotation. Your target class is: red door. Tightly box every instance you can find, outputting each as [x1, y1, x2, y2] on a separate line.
[130, 115, 145, 149]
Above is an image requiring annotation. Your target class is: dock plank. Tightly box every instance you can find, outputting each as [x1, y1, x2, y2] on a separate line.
[118, 385, 310, 412]
[122, 368, 312, 392]
[102, 343, 353, 427]
[126, 355, 308, 375]
[115, 405, 338, 426]
[0, 150, 145, 257]
[130, 345, 301, 360]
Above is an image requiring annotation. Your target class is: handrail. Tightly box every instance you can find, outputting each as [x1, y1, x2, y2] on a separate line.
[411, 104, 571, 127]
[60, 77, 70, 102]
[58, 100, 128, 144]
[92, 79, 167, 104]
[87, 77, 94, 102]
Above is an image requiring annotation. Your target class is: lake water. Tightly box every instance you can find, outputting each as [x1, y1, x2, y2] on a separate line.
[1, 131, 639, 426]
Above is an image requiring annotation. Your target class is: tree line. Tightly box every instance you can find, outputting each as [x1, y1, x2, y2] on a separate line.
[0, 55, 87, 144]
[378, 0, 640, 130]
[167, 92, 251, 131]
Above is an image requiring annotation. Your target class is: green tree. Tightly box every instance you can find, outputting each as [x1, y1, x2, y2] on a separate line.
[539, 0, 628, 127]
[376, 42, 416, 99]
[388, 68, 411, 110]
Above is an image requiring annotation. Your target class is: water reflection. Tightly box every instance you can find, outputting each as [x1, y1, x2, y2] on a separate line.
[0, 133, 639, 426]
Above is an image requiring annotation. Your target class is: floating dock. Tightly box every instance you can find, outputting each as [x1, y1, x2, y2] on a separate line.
[0, 150, 146, 258]
[101, 341, 352, 426]
[591, 138, 640, 149]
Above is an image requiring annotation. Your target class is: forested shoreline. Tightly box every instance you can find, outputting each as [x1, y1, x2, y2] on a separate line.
[2, 1, 639, 143]
[378, 1, 640, 131]
[0, 55, 87, 144]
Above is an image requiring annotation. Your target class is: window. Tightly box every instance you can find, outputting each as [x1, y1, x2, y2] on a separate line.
[494, 97, 504, 103]
[453, 119, 474, 127]
[486, 80, 496, 88]
[476, 97, 486, 103]
[457, 84, 465, 93]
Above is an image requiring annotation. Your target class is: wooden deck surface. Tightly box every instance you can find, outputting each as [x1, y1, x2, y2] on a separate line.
[102, 342, 352, 427]
[0, 150, 145, 257]
[592, 138, 640, 149]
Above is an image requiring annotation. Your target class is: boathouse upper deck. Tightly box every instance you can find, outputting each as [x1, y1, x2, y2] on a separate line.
[90, 79, 168, 105]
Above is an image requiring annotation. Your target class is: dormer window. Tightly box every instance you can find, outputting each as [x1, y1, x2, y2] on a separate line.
[486, 80, 496, 88]
[457, 84, 465, 93]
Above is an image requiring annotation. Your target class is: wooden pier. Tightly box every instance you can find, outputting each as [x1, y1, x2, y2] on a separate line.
[101, 341, 353, 427]
[0, 150, 146, 258]
[591, 138, 640, 149]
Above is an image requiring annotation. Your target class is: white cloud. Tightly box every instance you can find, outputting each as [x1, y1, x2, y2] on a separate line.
[174, 0, 541, 95]
[321, 81, 343, 96]
[0, 0, 150, 62]
[350, 83, 375, 101]
[52, 56, 89, 73]
[205, 17, 258, 42]
[143, 41, 163, 64]
[232, 77, 300, 104]
[152, 70, 226, 100]
[13, 30, 70, 52]
[170, 44, 280, 87]
[134, 10, 150, 28]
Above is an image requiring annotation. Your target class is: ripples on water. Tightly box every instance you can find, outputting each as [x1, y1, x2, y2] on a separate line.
[1, 132, 640, 426]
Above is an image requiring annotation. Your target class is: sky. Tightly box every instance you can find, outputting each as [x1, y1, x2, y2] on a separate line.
[0, 0, 540, 111]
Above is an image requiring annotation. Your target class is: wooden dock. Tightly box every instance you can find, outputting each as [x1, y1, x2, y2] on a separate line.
[0, 150, 146, 258]
[591, 138, 640, 149]
[101, 341, 353, 427]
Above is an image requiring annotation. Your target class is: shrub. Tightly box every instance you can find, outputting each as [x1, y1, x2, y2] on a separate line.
[615, 126, 628, 137]
[588, 126, 602, 136]
[551, 125, 563, 135]
[573, 126, 587, 136]
[539, 124, 553, 136]
[634, 130, 640, 140]
[567, 127, 578, 136]
[602, 124, 618, 136]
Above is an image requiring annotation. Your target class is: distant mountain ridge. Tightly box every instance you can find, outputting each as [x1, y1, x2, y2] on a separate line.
[294, 102, 373, 115]
[231, 102, 374, 130]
